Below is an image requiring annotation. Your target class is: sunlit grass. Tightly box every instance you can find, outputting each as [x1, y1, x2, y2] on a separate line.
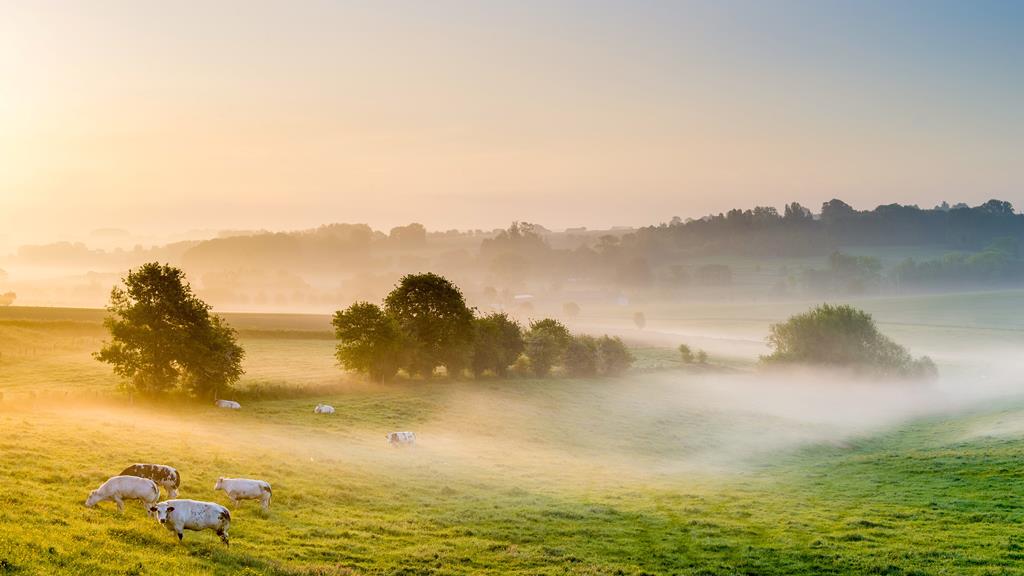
[3, 304, 1024, 574]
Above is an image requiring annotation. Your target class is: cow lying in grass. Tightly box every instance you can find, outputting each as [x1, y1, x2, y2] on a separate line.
[85, 475, 160, 515]
[215, 399, 241, 410]
[214, 477, 272, 510]
[314, 403, 335, 414]
[150, 500, 231, 545]
[119, 463, 180, 498]
[386, 431, 416, 447]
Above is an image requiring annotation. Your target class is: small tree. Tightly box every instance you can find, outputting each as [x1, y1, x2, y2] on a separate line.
[471, 312, 524, 377]
[633, 312, 646, 330]
[95, 263, 244, 398]
[562, 302, 581, 319]
[384, 273, 475, 378]
[524, 318, 571, 377]
[564, 335, 599, 377]
[678, 344, 694, 363]
[695, 350, 708, 364]
[597, 336, 634, 375]
[333, 302, 404, 382]
[0, 292, 14, 306]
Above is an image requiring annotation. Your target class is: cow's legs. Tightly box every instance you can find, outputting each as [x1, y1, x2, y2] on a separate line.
[114, 496, 125, 512]
[217, 529, 229, 546]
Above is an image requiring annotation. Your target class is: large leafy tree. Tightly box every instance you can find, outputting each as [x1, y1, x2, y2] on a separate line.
[95, 263, 245, 397]
[470, 312, 524, 377]
[524, 318, 571, 377]
[384, 273, 475, 377]
[333, 302, 404, 382]
[762, 304, 936, 379]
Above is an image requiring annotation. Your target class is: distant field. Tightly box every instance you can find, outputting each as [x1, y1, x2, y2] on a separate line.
[2, 297, 1024, 574]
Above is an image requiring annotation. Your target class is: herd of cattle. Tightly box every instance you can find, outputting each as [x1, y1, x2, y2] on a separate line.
[84, 463, 258, 545]
[84, 402, 417, 545]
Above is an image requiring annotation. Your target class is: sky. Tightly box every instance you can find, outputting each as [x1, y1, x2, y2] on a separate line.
[1, 0, 1022, 246]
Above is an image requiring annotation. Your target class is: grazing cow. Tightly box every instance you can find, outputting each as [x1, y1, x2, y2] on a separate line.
[314, 403, 335, 414]
[119, 463, 181, 498]
[150, 499, 231, 545]
[85, 475, 160, 515]
[215, 399, 241, 410]
[214, 477, 272, 510]
[386, 431, 416, 447]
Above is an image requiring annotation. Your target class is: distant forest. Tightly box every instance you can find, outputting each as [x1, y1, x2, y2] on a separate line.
[5, 199, 1024, 308]
[633, 199, 1021, 257]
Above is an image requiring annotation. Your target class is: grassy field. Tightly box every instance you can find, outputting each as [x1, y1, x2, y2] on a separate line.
[2, 301, 1024, 575]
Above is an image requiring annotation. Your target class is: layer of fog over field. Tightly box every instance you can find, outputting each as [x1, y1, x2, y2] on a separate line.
[3, 203, 1024, 480]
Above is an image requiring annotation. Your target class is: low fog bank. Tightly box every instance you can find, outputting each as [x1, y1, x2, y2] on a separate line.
[5, 354, 1022, 490]
[419, 358, 1024, 478]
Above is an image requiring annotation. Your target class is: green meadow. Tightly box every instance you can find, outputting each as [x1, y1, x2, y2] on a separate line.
[2, 296, 1024, 575]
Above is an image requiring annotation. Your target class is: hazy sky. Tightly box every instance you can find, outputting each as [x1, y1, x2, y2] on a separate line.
[2, 0, 1021, 245]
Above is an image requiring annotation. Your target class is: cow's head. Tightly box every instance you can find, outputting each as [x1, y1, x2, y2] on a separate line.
[149, 502, 175, 523]
[84, 490, 100, 508]
[213, 477, 225, 491]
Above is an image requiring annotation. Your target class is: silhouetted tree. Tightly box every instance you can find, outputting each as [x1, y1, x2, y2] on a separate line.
[384, 273, 475, 378]
[95, 263, 244, 398]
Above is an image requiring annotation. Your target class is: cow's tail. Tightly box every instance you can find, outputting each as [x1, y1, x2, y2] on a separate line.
[172, 470, 181, 489]
[220, 509, 231, 522]
[261, 483, 272, 495]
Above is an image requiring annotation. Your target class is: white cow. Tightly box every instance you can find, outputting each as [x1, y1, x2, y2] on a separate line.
[314, 403, 335, 414]
[214, 477, 272, 510]
[386, 431, 416, 447]
[150, 499, 231, 545]
[215, 399, 241, 410]
[85, 475, 160, 515]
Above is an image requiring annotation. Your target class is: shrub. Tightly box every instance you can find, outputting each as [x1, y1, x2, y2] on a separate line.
[471, 313, 524, 377]
[564, 335, 599, 377]
[524, 318, 571, 377]
[597, 336, 634, 375]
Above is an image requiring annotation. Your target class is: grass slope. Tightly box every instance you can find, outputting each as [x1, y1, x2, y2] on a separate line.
[2, 305, 1024, 574]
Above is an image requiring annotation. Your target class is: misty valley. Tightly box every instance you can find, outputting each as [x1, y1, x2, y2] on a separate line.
[4, 2, 1024, 572]
[3, 202, 1024, 574]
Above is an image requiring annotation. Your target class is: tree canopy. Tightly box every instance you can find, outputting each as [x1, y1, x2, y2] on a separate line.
[94, 262, 244, 398]
[384, 272, 475, 377]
